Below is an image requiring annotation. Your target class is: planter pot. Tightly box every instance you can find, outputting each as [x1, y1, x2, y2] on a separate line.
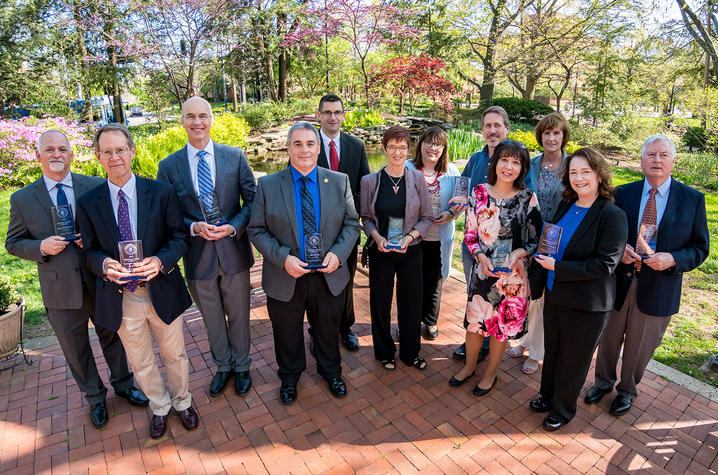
[0, 297, 25, 359]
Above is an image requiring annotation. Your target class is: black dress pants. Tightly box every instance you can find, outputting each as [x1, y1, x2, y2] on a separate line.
[541, 294, 611, 423]
[420, 240, 443, 327]
[266, 273, 344, 385]
[369, 244, 422, 365]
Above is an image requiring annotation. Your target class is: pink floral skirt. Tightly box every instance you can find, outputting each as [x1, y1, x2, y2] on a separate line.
[464, 270, 528, 342]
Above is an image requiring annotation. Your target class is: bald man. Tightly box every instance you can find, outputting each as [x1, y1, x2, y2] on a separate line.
[5, 130, 148, 429]
[157, 97, 256, 397]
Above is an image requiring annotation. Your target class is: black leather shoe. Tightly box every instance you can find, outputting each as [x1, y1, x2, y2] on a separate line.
[424, 324, 439, 340]
[150, 415, 167, 439]
[542, 415, 564, 432]
[473, 376, 497, 397]
[89, 402, 108, 428]
[477, 346, 489, 363]
[610, 395, 632, 416]
[448, 373, 472, 387]
[584, 386, 611, 405]
[115, 386, 149, 407]
[234, 370, 252, 396]
[209, 371, 232, 396]
[452, 343, 466, 360]
[342, 331, 359, 352]
[280, 383, 298, 405]
[529, 397, 551, 413]
[328, 377, 347, 398]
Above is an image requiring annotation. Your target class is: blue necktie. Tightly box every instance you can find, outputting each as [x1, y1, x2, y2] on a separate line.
[300, 176, 316, 236]
[117, 190, 137, 293]
[56, 183, 70, 212]
[197, 150, 214, 208]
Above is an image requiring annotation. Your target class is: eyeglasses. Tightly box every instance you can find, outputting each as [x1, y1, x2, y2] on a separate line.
[320, 110, 345, 118]
[99, 147, 130, 159]
[386, 145, 409, 153]
[422, 142, 445, 149]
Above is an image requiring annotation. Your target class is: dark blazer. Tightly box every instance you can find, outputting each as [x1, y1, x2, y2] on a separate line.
[5, 173, 104, 309]
[614, 178, 709, 316]
[76, 177, 192, 331]
[318, 131, 370, 213]
[534, 197, 628, 313]
[156, 142, 256, 280]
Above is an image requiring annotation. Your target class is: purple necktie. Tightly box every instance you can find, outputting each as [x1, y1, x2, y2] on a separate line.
[117, 189, 137, 292]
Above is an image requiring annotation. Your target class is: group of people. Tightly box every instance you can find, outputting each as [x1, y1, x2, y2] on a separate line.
[5, 95, 709, 441]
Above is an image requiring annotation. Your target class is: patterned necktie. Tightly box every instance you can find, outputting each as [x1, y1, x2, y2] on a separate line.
[56, 183, 72, 221]
[329, 140, 339, 172]
[117, 189, 137, 292]
[635, 187, 658, 271]
[197, 150, 214, 208]
[300, 176, 316, 236]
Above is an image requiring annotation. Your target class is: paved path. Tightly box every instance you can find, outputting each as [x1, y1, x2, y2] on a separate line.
[1, 272, 717, 474]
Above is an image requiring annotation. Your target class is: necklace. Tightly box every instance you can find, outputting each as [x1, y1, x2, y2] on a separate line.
[386, 171, 404, 194]
[420, 168, 440, 193]
[542, 157, 561, 170]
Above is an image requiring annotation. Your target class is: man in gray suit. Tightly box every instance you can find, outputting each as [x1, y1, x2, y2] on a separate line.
[157, 97, 255, 397]
[248, 122, 360, 405]
[5, 130, 147, 428]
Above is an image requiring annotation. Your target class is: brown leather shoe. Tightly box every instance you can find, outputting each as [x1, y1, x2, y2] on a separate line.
[149, 415, 167, 439]
[177, 406, 199, 431]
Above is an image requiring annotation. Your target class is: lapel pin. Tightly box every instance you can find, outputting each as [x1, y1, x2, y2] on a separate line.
[324, 178, 328, 183]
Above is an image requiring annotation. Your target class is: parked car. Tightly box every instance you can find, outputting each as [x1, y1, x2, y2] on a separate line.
[130, 104, 143, 116]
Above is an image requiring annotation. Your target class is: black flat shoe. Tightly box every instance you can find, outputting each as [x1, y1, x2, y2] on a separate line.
[115, 385, 149, 407]
[472, 376, 497, 397]
[449, 373, 474, 387]
[209, 371, 232, 396]
[452, 343, 466, 361]
[342, 331, 359, 352]
[380, 359, 396, 371]
[280, 383, 298, 405]
[89, 402, 108, 428]
[234, 370, 252, 396]
[542, 415, 564, 432]
[328, 377, 347, 398]
[610, 395, 632, 416]
[584, 386, 611, 405]
[529, 397, 551, 413]
[423, 324, 439, 340]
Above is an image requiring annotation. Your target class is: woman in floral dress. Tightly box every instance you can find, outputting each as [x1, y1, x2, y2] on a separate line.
[449, 140, 543, 396]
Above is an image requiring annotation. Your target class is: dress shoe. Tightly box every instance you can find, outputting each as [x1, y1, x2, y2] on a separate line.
[209, 371, 232, 396]
[448, 373, 473, 387]
[115, 386, 149, 407]
[342, 331, 360, 352]
[280, 383, 298, 405]
[328, 377, 347, 398]
[424, 324, 439, 340]
[473, 376, 497, 397]
[610, 395, 632, 416]
[234, 370, 252, 396]
[150, 414, 167, 439]
[452, 343, 466, 360]
[177, 406, 199, 430]
[584, 386, 611, 405]
[89, 402, 108, 428]
[542, 415, 564, 432]
[529, 397, 551, 413]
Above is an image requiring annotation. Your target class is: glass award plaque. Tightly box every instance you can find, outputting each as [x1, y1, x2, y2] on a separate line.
[452, 176, 470, 202]
[386, 217, 404, 250]
[537, 223, 562, 256]
[304, 233, 326, 269]
[636, 224, 658, 258]
[198, 191, 228, 226]
[490, 239, 512, 273]
[117, 240, 147, 281]
[51, 204, 79, 241]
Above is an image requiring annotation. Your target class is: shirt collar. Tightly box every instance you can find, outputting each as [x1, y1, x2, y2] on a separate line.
[290, 164, 318, 184]
[108, 174, 137, 202]
[642, 176, 671, 197]
[43, 172, 72, 192]
[320, 129, 339, 147]
[187, 139, 215, 161]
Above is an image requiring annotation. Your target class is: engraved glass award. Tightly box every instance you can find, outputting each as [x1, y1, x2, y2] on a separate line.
[490, 239, 512, 273]
[636, 224, 658, 258]
[198, 191, 228, 225]
[304, 233, 326, 269]
[452, 176, 470, 202]
[51, 204, 79, 241]
[386, 217, 404, 250]
[537, 223, 562, 256]
[118, 240, 147, 280]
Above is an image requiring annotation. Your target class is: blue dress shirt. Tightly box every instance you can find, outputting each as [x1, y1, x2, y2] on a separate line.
[290, 165, 321, 262]
[461, 145, 492, 190]
[547, 203, 590, 291]
[638, 177, 671, 231]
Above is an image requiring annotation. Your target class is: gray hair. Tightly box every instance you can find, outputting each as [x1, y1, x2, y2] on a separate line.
[640, 134, 676, 159]
[482, 106, 510, 128]
[93, 123, 135, 151]
[286, 121, 320, 146]
[37, 129, 71, 151]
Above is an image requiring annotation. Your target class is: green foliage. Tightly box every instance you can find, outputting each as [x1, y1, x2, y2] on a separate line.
[674, 152, 718, 191]
[239, 99, 317, 129]
[490, 97, 554, 124]
[342, 110, 385, 130]
[0, 275, 19, 312]
[508, 129, 580, 154]
[447, 126, 485, 161]
[682, 126, 708, 151]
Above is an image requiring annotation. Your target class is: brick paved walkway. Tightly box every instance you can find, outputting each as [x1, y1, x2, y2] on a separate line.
[1, 271, 717, 474]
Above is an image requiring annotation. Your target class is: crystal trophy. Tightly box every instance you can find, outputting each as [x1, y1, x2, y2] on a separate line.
[636, 224, 658, 258]
[537, 223, 562, 256]
[452, 176, 470, 203]
[304, 233, 326, 269]
[51, 204, 79, 241]
[118, 240, 148, 281]
[386, 217, 405, 250]
[198, 191, 228, 226]
[490, 239, 512, 273]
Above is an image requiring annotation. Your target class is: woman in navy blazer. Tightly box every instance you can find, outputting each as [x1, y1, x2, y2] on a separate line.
[529, 148, 628, 431]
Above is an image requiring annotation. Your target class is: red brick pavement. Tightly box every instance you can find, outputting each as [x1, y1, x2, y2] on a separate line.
[1, 271, 717, 474]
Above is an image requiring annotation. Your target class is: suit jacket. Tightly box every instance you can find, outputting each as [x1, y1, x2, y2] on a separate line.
[533, 197, 628, 313]
[5, 173, 104, 310]
[247, 167, 360, 302]
[76, 176, 192, 331]
[614, 178, 709, 316]
[318, 131, 370, 213]
[156, 142, 256, 280]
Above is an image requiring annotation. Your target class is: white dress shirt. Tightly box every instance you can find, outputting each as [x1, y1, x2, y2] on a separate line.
[107, 173, 138, 240]
[320, 129, 340, 165]
[638, 177, 671, 230]
[43, 172, 75, 219]
[187, 140, 216, 195]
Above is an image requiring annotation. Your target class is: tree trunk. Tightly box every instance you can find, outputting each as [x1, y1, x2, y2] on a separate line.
[478, 0, 506, 108]
[523, 75, 539, 99]
[231, 79, 238, 112]
[106, 41, 124, 124]
[72, 0, 93, 122]
[278, 49, 289, 102]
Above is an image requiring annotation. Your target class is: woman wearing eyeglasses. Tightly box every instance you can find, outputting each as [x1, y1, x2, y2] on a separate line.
[449, 140, 542, 396]
[360, 126, 434, 371]
[405, 126, 461, 340]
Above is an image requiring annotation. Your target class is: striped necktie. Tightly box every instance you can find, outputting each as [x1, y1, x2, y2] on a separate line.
[300, 176, 316, 236]
[197, 150, 213, 208]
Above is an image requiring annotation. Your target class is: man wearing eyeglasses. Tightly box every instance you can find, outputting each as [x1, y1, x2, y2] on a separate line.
[157, 97, 256, 399]
[309, 94, 370, 353]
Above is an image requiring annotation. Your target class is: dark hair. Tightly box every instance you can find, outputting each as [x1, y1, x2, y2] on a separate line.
[94, 123, 135, 150]
[482, 106, 510, 128]
[487, 140, 530, 189]
[535, 112, 571, 149]
[382, 125, 411, 148]
[561, 147, 615, 201]
[412, 126, 449, 174]
[318, 94, 344, 112]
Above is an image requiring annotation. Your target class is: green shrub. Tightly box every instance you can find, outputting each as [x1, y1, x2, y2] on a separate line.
[0, 275, 19, 312]
[447, 126, 485, 161]
[682, 126, 708, 151]
[343, 110, 385, 130]
[674, 152, 718, 190]
[490, 97, 554, 124]
[508, 129, 580, 154]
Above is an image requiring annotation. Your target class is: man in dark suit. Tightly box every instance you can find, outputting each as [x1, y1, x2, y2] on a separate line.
[77, 124, 198, 439]
[310, 94, 370, 352]
[585, 134, 709, 416]
[5, 130, 147, 429]
[157, 97, 255, 397]
[248, 121, 360, 404]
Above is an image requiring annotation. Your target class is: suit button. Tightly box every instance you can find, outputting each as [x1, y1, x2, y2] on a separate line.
[627, 272, 632, 277]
